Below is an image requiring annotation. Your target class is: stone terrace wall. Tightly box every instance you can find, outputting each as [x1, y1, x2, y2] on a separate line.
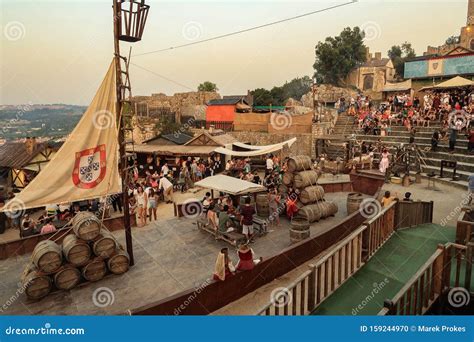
[234, 112, 313, 134]
[132, 91, 220, 119]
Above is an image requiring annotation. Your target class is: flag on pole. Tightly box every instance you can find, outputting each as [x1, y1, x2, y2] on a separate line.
[3, 61, 121, 212]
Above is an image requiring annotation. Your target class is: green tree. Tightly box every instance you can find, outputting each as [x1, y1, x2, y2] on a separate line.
[251, 88, 273, 106]
[251, 76, 312, 106]
[281, 76, 312, 100]
[155, 115, 191, 136]
[197, 81, 218, 92]
[388, 42, 416, 78]
[313, 27, 367, 86]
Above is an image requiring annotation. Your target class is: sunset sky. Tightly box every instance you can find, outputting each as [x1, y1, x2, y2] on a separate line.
[0, 0, 469, 105]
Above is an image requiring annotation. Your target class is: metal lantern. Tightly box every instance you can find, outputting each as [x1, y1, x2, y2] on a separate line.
[117, 0, 150, 42]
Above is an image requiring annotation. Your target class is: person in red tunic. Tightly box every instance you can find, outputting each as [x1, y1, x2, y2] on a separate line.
[236, 244, 262, 271]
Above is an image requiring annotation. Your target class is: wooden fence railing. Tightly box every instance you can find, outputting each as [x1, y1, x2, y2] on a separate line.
[257, 202, 396, 316]
[394, 201, 433, 229]
[456, 211, 474, 245]
[378, 242, 473, 315]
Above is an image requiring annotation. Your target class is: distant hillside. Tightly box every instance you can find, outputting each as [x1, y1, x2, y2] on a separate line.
[0, 104, 86, 141]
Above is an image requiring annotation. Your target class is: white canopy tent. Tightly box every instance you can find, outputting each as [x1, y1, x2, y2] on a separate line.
[194, 175, 266, 195]
[214, 137, 297, 157]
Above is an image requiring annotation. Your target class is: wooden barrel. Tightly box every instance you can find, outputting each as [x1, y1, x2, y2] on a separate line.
[291, 217, 310, 231]
[62, 234, 91, 267]
[320, 201, 338, 218]
[53, 265, 81, 290]
[282, 172, 294, 186]
[22, 265, 52, 299]
[107, 250, 130, 275]
[92, 230, 117, 258]
[72, 212, 101, 241]
[289, 228, 310, 244]
[287, 156, 312, 173]
[31, 240, 63, 274]
[300, 186, 325, 205]
[255, 193, 269, 217]
[347, 193, 364, 215]
[296, 204, 322, 223]
[293, 170, 319, 189]
[82, 259, 107, 282]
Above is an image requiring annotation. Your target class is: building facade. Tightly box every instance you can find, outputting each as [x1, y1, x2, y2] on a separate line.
[346, 49, 396, 100]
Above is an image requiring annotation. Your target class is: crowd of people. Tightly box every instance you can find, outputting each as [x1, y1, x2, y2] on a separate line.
[338, 88, 474, 156]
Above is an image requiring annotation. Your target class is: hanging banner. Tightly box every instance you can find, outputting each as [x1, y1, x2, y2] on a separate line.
[3, 61, 121, 211]
[427, 58, 444, 76]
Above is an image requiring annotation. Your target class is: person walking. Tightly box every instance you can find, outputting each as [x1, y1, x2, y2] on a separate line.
[379, 149, 390, 174]
[268, 187, 280, 226]
[148, 188, 159, 221]
[240, 197, 255, 242]
[135, 186, 148, 226]
[159, 174, 174, 203]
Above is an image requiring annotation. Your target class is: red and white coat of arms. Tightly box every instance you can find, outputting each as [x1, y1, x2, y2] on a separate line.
[72, 145, 107, 189]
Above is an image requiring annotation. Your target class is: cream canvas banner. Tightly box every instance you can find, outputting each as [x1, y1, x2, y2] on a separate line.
[427, 59, 444, 76]
[4, 61, 121, 211]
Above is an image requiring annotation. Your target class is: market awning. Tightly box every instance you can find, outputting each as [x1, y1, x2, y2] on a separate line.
[194, 175, 266, 195]
[382, 79, 412, 92]
[214, 137, 296, 157]
[432, 76, 474, 89]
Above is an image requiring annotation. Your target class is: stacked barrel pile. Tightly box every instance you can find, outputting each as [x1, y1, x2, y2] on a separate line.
[22, 212, 130, 300]
[283, 156, 338, 244]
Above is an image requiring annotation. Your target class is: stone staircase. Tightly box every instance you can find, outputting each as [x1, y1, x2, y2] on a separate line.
[325, 113, 356, 159]
[354, 125, 473, 182]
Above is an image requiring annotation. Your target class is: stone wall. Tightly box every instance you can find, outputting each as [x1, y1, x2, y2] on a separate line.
[132, 91, 220, 121]
[300, 85, 358, 106]
[229, 131, 313, 159]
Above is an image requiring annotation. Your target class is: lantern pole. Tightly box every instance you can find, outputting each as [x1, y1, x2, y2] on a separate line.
[113, 0, 134, 266]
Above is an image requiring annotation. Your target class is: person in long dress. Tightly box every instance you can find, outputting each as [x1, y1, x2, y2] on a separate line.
[379, 149, 390, 174]
[213, 248, 234, 281]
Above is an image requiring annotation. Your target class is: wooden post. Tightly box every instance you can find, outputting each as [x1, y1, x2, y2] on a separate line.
[432, 244, 445, 296]
[307, 264, 316, 312]
[113, 0, 134, 266]
[465, 242, 473, 291]
[383, 299, 396, 315]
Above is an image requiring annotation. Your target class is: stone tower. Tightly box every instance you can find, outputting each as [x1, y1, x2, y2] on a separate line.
[469, 0, 474, 25]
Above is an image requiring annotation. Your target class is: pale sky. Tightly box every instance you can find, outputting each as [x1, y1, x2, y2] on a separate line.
[0, 0, 469, 105]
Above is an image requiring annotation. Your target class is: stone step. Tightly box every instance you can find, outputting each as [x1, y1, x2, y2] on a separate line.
[423, 151, 474, 163]
[421, 165, 470, 182]
[422, 158, 474, 173]
[420, 173, 468, 190]
[354, 134, 469, 146]
[353, 139, 469, 155]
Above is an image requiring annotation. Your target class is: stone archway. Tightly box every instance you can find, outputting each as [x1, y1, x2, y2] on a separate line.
[363, 75, 374, 91]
